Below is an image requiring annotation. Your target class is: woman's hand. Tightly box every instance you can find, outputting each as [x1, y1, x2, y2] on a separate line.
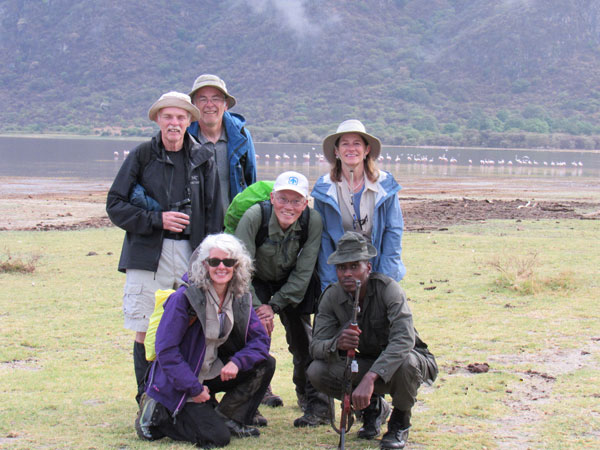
[191, 386, 210, 403]
[220, 361, 239, 382]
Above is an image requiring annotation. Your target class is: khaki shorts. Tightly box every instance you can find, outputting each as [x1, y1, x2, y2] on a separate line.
[123, 239, 192, 332]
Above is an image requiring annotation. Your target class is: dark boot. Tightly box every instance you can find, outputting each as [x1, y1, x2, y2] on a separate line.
[380, 408, 411, 449]
[260, 384, 284, 407]
[133, 341, 150, 404]
[357, 396, 391, 439]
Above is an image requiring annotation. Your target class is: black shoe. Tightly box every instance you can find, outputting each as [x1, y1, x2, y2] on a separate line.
[252, 410, 268, 427]
[357, 396, 391, 440]
[135, 393, 158, 441]
[261, 384, 284, 407]
[223, 419, 260, 438]
[297, 392, 308, 411]
[293, 411, 329, 428]
[380, 427, 409, 449]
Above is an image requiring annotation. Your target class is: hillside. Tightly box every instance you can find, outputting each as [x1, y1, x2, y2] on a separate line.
[1, 0, 600, 149]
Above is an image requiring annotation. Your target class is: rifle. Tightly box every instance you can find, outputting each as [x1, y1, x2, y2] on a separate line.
[333, 279, 361, 450]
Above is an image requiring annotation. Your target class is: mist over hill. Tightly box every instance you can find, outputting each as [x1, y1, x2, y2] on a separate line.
[2, 0, 600, 149]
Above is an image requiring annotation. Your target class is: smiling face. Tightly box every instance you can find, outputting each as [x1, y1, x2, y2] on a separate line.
[205, 248, 235, 289]
[335, 132, 370, 169]
[192, 86, 228, 129]
[270, 189, 308, 231]
[156, 106, 191, 151]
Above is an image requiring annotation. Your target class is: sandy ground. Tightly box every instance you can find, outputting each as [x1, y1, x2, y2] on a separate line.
[1, 175, 599, 231]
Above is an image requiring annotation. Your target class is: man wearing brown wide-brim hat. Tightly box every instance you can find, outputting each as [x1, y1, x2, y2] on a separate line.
[107, 91, 223, 406]
[307, 231, 438, 449]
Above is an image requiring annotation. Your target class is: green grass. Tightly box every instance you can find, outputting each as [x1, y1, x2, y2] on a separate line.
[1, 219, 599, 449]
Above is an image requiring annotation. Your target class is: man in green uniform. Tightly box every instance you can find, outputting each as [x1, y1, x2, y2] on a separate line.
[235, 171, 330, 427]
[307, 232, 438, 449]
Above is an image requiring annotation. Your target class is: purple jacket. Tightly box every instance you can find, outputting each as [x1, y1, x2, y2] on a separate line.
[145, 282, 270, 417]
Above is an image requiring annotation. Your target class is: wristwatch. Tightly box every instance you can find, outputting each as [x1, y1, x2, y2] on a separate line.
[270, 304, 281, 314]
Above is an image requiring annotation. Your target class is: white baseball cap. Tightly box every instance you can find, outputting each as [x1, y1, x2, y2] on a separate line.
[273, 171, 309, 198]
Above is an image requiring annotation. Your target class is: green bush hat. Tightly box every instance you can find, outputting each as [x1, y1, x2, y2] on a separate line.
[148, 91, 201, 122]
[322, 119, 382, 165]
[327, 231, 377, 265]
[189, 74, 237, 109]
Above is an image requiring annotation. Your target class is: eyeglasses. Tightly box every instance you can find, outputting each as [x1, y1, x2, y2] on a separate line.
[274, 196, 305, 207]
[196, 96, 226, 106]
[206, 258, 237, 268]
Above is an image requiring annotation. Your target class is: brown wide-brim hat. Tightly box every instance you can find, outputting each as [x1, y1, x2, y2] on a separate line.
[322, 119, 382, 165]
[148, 91, 201, 123]
[189, 74, 236, 109]
[327, 231, 378, 265]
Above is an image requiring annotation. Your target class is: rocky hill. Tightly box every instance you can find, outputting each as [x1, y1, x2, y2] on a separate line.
[1, 0, 599, 148]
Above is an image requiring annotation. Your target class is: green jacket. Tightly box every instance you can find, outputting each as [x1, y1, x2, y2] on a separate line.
[310, 273, 417, 384]
[234, 203, 323, 310]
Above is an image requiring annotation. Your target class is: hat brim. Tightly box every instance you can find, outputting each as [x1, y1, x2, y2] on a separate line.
[189, 85, 236, 109]
[148, 98, 201, 123]
[273, 185, 309, 198]
[327, 244, 378, 265]
[322, 131, 381, 165]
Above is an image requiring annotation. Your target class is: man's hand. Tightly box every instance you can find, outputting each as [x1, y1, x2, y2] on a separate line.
[220, 361, 239, 382]
[336, 326, 361, 351]
[162, 211, 190, 233]
[352, 371, 378, 410]
[192, 386, 210, 403]
[256, 304, 275, 335]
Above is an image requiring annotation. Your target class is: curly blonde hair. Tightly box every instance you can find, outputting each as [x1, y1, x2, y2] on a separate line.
[188, 233, 254, 298]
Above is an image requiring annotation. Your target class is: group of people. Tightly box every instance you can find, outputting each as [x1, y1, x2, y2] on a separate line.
[106, 74, 438, 449]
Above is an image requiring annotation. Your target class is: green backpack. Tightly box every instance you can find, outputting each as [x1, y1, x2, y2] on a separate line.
[224, 180, 275, 234]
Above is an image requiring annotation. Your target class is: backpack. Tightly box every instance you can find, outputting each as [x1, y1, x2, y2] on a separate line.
[144, 288, 197, 361]
[224, 180, 310, 249]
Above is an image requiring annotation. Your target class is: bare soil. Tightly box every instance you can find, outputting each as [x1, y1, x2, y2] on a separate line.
[1, 176, 598, 231]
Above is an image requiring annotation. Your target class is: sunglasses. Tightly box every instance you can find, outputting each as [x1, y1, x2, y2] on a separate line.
[206, 257, 237, 268]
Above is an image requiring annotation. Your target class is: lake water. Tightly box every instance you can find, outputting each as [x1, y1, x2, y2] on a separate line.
[1, 135, 599, 187]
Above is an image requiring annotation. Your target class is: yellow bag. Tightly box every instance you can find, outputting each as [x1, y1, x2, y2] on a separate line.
[144, 289, 176, 361]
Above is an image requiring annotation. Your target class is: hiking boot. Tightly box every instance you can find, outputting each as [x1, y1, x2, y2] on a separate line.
[293, 411, 330, 427]
[380, 408, 411, 449]
[135, 393, 158, 441]
[252, 410, 268, 427]
[223, 419, 260, 438]
[380, 427, 409, 449]
[357, 396, 391, 440]
[260, 384, 283, 407]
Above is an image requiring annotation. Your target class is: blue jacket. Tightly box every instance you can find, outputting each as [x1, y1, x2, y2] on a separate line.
[187, 111, 257, 202]
[311, 171, 406, 290]
[145, 281, 270, 417]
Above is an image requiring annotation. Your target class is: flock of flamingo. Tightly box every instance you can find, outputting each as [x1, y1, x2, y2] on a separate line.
[113, 148, 585, 169]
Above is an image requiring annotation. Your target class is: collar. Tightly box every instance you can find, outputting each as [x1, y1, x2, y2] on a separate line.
[198, 127, 228, 145]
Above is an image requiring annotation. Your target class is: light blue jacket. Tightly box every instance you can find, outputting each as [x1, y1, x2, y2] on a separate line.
[311, 171, 406, 290]
[188, 111, 257, 202]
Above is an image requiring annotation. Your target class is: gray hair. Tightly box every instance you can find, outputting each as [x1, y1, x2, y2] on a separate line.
[188, 233, 254, 297]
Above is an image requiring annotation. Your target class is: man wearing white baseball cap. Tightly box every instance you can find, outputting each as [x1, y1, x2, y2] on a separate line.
[187, 74, 257, 212]
[107, 91, 223, 404]
[234, 171, 331, 427]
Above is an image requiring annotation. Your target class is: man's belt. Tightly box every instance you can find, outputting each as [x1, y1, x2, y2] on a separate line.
[163, 232, 190, 241]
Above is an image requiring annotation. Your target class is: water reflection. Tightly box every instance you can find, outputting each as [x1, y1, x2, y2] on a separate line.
[0, 136, 598, 181]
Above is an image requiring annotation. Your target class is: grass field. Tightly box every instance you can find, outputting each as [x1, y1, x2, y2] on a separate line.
[1, 219, 599, 449]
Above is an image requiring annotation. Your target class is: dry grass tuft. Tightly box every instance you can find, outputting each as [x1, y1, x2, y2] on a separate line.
[0, 249, 40, 274]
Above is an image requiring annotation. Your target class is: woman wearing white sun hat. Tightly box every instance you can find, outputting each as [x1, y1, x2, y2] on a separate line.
[311, 120, 406, 290]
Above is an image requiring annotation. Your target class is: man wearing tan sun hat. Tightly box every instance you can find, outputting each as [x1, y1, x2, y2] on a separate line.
[107, 91, 224, 405]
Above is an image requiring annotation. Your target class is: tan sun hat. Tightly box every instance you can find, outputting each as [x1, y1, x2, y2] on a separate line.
[189, 74, 236, 109]
[322, 119, 381, 164]
[148, 91, 201, 122]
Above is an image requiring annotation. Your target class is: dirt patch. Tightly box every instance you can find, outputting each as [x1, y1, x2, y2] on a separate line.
[401, 198, 600, 231]
[0, 176, 598, 231]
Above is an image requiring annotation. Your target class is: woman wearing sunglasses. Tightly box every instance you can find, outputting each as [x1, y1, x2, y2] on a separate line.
[311, 120, 406, 290]
[136, 233, 274, 448]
